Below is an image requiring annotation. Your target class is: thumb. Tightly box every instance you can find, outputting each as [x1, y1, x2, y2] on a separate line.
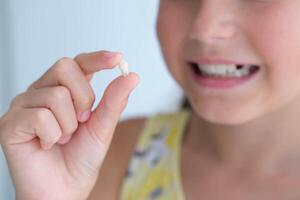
[65, 72, 140, 177]
[88, 72, 140, 146]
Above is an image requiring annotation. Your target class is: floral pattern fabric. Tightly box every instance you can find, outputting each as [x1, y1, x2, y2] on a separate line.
[119, 109, 190, 200]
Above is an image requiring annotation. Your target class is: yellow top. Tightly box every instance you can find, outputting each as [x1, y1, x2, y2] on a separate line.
[119, 109, 191, 200]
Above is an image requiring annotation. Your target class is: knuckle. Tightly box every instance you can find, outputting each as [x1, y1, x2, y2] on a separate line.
[51, 86, 71, 101]
[53, 57, 75, 74]
[35, 108, 52, 125]
[56, 57, 74, 67]
[74, 53, 87, 61]
[80, 92, 96, 108]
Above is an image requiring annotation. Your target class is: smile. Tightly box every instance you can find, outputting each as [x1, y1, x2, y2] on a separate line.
[190, 63, 260, 78]
[189, 62, 261, 88]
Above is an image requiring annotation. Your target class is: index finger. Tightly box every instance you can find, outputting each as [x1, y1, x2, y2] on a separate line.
[74, 51, 123, 75]
[28, 50, 123, 91]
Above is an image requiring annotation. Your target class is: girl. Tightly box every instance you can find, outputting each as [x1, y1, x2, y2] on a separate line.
[1, 0, 300, 199]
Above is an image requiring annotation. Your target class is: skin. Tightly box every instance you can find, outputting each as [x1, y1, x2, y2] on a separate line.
[2, 0, 300, 199]
[0, 51, 140, 200]
[156, 0, 300, 198]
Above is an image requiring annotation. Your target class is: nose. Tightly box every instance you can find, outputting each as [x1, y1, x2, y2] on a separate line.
[189, 2, 238, 43]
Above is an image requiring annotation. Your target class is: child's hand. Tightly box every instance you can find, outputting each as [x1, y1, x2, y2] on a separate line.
[0, 51, 139, 200]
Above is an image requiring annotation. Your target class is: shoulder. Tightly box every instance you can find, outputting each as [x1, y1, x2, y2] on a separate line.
[88, 116, 148, 200]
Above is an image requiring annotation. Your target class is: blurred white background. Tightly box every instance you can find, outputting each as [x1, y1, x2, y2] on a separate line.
[0, 0, 184, 199]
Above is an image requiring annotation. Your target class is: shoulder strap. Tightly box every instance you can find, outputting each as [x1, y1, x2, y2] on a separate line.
[119, 109, 190, 200]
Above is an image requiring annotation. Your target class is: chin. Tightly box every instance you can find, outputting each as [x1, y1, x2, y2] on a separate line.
[191, 101, 262, 126]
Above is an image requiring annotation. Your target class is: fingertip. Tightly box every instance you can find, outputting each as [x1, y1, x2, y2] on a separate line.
[78, 110, 91, 122]
[118, 71, 138, 80]
[129, 72, 140, 81]
[117, 73, 140, 95]
[104, 52, 123, 67]
[126, 72, 140, 87]
[115, 52, 123, 59]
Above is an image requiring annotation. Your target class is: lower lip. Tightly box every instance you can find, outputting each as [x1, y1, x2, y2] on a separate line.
[190, 67, 259, 89]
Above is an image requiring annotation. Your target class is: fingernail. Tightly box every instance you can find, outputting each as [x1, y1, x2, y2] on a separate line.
[58, 135, 72, 145]
[79, 110, 91, 122]
[103, 52, 122, 61]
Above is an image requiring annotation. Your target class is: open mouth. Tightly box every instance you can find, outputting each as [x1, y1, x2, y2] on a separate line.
[189, 62, 260, 78]
[188, 62, 261, 88]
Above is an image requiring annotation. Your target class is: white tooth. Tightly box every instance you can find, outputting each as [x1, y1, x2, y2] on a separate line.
[229, 65, 237, 73]
[226, 67, 234, 75]
[118, 59, 129, 76]
[209, 65, 217, 74]
[197, 64, 253, 77]
[219, 66, 227, 74]
[241, 68, 250, 76]
[234, 70, 243, 77]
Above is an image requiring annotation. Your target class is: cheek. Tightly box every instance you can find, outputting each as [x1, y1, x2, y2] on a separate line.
[156, 2, 192, 84]
[245, 3, 300, 105]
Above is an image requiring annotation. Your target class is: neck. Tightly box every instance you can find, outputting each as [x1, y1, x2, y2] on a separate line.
[185, 98, 300, 176]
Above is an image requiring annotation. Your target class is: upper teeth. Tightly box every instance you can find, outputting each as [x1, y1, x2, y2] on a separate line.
[197, 64, 254, 77]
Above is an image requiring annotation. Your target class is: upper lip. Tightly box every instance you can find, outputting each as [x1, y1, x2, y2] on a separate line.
[188, 58, 260, 66]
